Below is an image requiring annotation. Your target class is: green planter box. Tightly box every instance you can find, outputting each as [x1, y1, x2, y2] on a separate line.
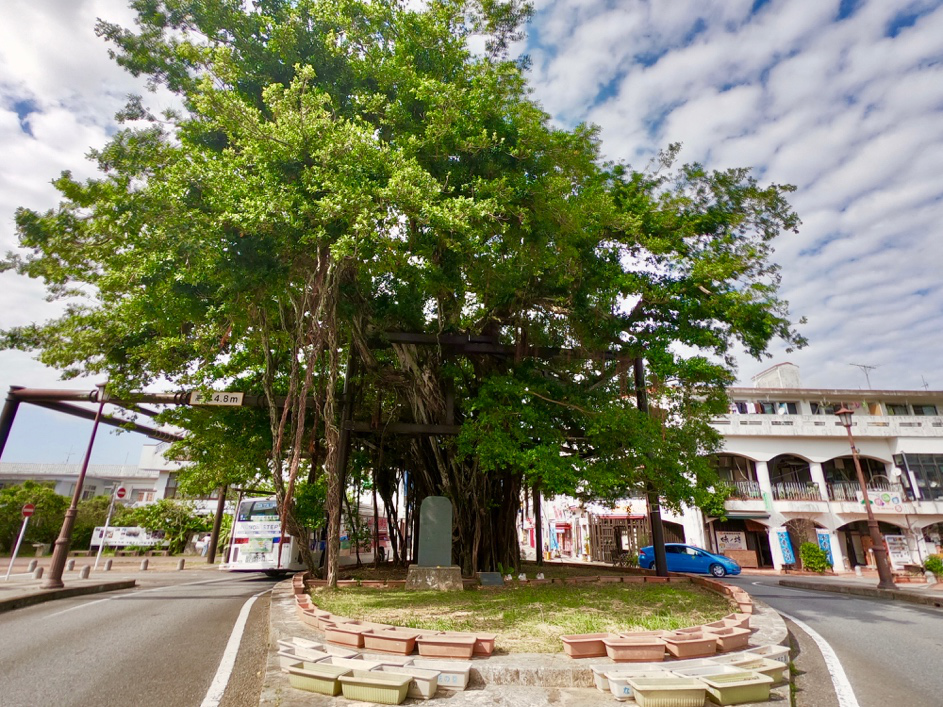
[284, 662, 350, 696]
[339, 669, 412, 705]
[623, 676, 708, 707]
[700, 672, 774, 705]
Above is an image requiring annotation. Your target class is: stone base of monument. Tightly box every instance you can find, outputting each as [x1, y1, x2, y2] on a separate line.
[406, 565, 465, 591]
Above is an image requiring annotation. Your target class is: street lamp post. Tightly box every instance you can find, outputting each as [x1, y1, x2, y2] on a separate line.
[834, 407, 896, 589]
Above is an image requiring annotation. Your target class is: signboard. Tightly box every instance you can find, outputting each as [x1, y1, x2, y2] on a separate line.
[189, 391, 245, 406]
[246, 538, 273, 554]
[773, 527, 795, 565]
[816, 530, 834, 567]
[884, 534, 911, 569]
[90, 526, 168, 548]
[115, 487, 127, 499]
[855, 490, 905, 513]
[22, 503, 35, 517]
[716, 531, 746, 553]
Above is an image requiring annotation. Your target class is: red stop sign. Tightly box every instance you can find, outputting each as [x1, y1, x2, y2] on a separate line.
[22, 504, 35, 517]
[116, 487, 127, 500]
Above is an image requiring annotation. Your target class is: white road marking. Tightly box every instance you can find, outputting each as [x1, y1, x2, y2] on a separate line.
[779, 610, 860, 707]
[200, 587, 271, 707]
[44, 576, 243, 618]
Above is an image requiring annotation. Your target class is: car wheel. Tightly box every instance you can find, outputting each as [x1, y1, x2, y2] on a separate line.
[709, 564, 727, 577]
[646, 561, 656, 570]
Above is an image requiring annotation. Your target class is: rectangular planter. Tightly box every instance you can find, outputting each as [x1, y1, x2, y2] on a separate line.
[605, 669, 670, 702]
[327, 656, 384, 671]
[447, 631, 497, 656]
[604, 636, 667, 662]
[284, 662, 350, 696]
[324, 623, 370, 648]
[338, 669, 411, 705]
[620, 630, 667, 639]
[322, 644, 358, 659]
[317, 613, 346, 631]
[702, 626, 751, 652]
[623, 676, 707, 707]
[378, 665, 441, 700]
[560, 632, 614, 658]
[673, 626, 706, 635]
[700, 672, 774, 705]
[743, 644, 790, 664]
[411, 659, 473, 690]
[725, 656, 787, 684]
[277, 648, 329, 669]
[278, 636, 323, 653]
[670, 665, 752, 679]
[361, 653, 415, 668]
[722, 613, 751, 629]
[363, 629, 419, 656]
[663, 632, 718, 659]
[416, 634, 476, 659]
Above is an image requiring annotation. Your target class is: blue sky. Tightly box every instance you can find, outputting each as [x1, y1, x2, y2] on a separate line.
[1, 0, 943, 463]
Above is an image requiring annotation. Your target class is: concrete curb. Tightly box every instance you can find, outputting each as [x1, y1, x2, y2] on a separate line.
[0, 580, 137, 614]
[780, 579, 943, 608]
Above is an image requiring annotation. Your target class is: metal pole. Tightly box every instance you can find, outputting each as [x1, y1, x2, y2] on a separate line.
[207, 486, 226, 564]
[843, 422, 896, 589]
[42, 383, 108, 589]
[224, 489, 244, 566]
[4, 515, 30, 580]
[94, 487, 119, 570]
[0, 386, 24, 461]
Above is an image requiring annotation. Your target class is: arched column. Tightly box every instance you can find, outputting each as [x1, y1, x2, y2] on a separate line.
[809, 461, 828, 501]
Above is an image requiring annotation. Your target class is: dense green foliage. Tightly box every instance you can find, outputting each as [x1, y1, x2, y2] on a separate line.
[0, 481, 68, 552]
[799, 542, 832, 573]
[1, 1, 804, 577]
[924, 554, 943, 576]
[123, 499, 211, 554]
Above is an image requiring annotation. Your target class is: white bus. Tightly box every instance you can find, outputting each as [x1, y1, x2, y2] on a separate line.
[223, 496, 311, 575]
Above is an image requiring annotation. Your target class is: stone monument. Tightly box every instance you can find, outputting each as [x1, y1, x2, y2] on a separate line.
[405, 496, 464, 591]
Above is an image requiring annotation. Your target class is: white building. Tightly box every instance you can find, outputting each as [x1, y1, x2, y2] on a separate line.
[521, 363, 943, 573]
[0, 461, 158, 503]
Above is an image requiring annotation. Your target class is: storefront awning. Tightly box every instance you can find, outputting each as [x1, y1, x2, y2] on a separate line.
[724, 513, 770, 520]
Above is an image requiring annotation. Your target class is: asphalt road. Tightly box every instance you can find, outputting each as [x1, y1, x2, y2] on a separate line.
[727, 575, 943, 707]
[0, 570, 277, 707]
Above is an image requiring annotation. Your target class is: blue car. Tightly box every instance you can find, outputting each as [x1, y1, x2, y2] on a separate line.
[637, 543, 741, 577]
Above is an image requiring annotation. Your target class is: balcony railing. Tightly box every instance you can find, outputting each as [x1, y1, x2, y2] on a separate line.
[772, 482, 824, 501]
[827, 481, 904, 502]
[728, 480, 763, 500]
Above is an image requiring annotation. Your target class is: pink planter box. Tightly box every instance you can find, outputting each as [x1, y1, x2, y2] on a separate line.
[448, 632, 497, 656]
[663, 632, 718, 658]
[723, 613, 752, 629]
[324, 622, 371, 648]
[561, 633, 613, 659]
[416, 634, 476, 659]
[703, 626, 751, 652]
[362, 629, 419, 656]
[603, 636, 667, 662]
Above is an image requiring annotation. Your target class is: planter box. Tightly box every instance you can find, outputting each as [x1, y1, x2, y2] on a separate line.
[378, 665, 441, 700]
[416, 634, 476, 659]
[324, 623, 371, 648]
[702, 626, 751, 652]
[360, 580, 387, 588]
[305, 578, 328, 588]
[300, 610, 324, 629]
[447, 631, 497, 656]
[598, 575, 623, 583]
[363, 629, 419, 656]
[322, 644, 358, 659]
[327, 655, 384, 671]
[278, 636, 324, 653]
[605, 669, 670, 702]
[565, 575, 600, 584]
[663, 632, 717, 659]
[622, 576, 646, 584]
[623, 676, 707, 707]
[336, 579, 360, 588]
[724, 656, 787, 684]
[590, 664, 612, 693]
[284, 662, 350, 696]
[339, 669, 411, 705]
[722, 613, 751, 630]
[361, 653, 415, 668]
[604, 636, 667, 662]
[743, 644, 790, 664]
[561, 632, 614, 659]
[700, 672, 774, 705]
[645, 576, 670, 583]
[411, 659, 473, 690]
[670, 665, 752, 679]
[277, 647, 329, 669]
[673, 626, 706, 635]
[735, 602, 753, 614]
[317, 613, 347, 631]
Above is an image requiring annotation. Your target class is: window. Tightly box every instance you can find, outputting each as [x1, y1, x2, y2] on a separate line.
[913, 404, 938, 416]
[811, 402, 840, 415]
[899, 453, 943, 501]
[164, 474, 178, 499]
[887, 404, 909, 416]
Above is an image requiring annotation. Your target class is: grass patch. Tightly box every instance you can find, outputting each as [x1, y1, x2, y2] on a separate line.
[312, 583, 730, 654]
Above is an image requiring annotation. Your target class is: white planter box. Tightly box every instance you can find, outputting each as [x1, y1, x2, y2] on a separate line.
[623, 676, 707, 707]
[605, 669, 669, 702]
[744, 644, 790, 664]
[378, 665, 441, 700]
[411, 658, 473, 690]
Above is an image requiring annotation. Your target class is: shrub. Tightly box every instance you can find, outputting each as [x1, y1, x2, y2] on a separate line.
[799, 542, 832, 573]
[924, 555, 943, 576]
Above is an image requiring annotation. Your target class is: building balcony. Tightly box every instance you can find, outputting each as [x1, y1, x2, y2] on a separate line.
[711, 414, 943, 438]
[771, 482, 824, 501]
[826, 481, 904, 502]
[728, 480, 763, 500]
